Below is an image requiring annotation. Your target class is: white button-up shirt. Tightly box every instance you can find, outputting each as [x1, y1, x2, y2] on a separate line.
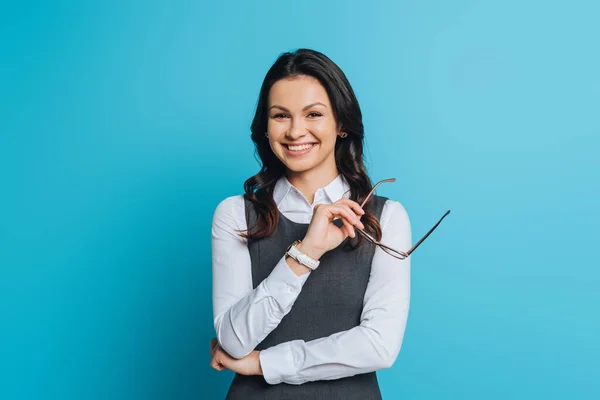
[211, 175, 411, 385]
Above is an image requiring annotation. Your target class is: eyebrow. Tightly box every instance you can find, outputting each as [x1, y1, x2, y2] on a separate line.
[269, 102, 328, 112]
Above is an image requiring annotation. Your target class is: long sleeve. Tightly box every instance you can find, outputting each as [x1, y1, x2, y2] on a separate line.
[258, 200, 411, 385]
[212, 196, 311, 359]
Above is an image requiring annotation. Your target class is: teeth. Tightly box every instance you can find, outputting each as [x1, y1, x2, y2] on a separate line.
[288, 144, 314, 151]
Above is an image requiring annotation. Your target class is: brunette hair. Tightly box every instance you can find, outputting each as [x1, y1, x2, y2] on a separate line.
[243, 48, 382, 247]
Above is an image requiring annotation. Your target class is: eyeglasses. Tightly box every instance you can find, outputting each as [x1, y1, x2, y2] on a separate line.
[353, 178, 450, 260]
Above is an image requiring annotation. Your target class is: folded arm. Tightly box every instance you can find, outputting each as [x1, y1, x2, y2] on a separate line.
[258, 200, 411, 385]
[212, 196, 311, 359]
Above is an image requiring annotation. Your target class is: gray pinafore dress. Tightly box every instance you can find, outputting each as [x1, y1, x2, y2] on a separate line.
[225, 195, 388, 399]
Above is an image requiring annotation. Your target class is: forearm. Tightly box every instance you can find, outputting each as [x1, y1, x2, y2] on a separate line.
[260, 200, 412, 385]
[215, 241, 324, 357]
[259, 307, 409, 385]
[214, 256, 310, 359]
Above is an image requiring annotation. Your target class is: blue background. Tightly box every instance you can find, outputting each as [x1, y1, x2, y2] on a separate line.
[1, 1, 599, 399]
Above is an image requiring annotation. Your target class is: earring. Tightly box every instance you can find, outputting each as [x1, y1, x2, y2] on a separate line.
[265, 132, 269, 138]
[339, 132, 348, 138]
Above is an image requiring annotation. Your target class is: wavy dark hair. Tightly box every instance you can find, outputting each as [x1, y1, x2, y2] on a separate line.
[242, 48, 382, 247]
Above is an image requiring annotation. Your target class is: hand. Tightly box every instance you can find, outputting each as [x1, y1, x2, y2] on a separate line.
[210, 338, 263, 376]
[301, 198, 365, 259]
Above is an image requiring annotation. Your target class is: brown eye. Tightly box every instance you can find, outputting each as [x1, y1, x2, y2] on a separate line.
[273, 113, 288, 119]
[307, 112, 322, 118]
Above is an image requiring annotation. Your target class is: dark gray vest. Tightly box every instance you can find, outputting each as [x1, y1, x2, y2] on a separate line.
[225, 195, 388, 400]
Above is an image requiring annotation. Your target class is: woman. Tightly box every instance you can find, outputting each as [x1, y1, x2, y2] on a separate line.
[210, 48, 411, 399]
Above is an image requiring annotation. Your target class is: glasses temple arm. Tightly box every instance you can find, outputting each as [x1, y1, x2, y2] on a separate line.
[406, 210, 451, 255]
[360, 178, 396, 209]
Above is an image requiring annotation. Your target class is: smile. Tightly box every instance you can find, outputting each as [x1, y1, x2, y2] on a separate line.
[283, 143, 318, 156]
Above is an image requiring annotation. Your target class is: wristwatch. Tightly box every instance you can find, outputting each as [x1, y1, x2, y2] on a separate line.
[285, 240, 320, 270]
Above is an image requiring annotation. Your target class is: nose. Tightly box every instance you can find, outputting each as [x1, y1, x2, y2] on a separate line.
[285, 120, 308, 140]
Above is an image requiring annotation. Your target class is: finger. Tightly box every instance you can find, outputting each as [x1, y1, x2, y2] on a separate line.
[326, 206, 359, 238]
[215, 351, 231, 371]
[336, 198, 365, 216]
[332, 206, 363, 234]
[212, 352, 230, 371]
[326, 205, 357, 223]
[326, 205, 365, 230]
[344, 225, 355, 239]
[341, 217, 356, 238]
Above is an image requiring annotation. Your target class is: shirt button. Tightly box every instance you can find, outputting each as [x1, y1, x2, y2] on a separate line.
[287, 285, 296, 293]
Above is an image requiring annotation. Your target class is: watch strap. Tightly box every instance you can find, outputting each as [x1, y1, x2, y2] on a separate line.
[286, 240, 320, 270]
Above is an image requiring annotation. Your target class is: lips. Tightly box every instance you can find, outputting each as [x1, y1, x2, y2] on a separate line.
[285, 143, 316, 151]
[282, 142, 318, 156]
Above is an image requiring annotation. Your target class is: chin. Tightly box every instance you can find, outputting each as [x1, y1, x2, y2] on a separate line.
[282, 161, 316, 173]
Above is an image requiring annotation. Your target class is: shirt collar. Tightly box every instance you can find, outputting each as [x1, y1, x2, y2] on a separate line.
[273, 176, 293, 206]
[323, 174, 350, 203]
[272, 174, 350, 206]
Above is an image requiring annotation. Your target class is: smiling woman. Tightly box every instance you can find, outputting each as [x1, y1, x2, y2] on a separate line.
[210, 48, 412, 399]
[267, 79, 338, 175]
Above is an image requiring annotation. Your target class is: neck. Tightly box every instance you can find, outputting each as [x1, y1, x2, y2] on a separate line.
[286, 164, 339, 205]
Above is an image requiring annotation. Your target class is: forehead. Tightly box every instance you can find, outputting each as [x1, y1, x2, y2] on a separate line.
[268, 75, 330, 106]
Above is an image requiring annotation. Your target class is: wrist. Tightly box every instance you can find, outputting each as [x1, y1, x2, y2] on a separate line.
[254, 350, 263, 376]
[296, 241, 325, 261]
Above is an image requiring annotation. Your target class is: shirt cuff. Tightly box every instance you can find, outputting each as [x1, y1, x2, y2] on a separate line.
[262, 256, 310, 310]
[259, 341, 298, 385]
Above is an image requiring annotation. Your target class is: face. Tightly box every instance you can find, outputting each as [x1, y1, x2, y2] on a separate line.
[266, 75, 342, 177]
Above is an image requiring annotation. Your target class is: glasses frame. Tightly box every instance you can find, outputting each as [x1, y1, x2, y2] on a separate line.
[351, 178, 450, 260]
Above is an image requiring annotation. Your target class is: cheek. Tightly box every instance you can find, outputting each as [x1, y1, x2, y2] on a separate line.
[311, 119, 337, 140]
[266, 128, 284, 153]
[267, 119, 288, 136]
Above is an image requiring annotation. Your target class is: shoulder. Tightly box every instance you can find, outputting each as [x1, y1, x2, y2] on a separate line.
[214, 195, 245, 214]
[212, 195, 246, 231]
[381, 198, 411, 231]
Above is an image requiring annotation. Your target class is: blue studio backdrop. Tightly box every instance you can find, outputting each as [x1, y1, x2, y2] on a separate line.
[1, 1, 599, 399]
